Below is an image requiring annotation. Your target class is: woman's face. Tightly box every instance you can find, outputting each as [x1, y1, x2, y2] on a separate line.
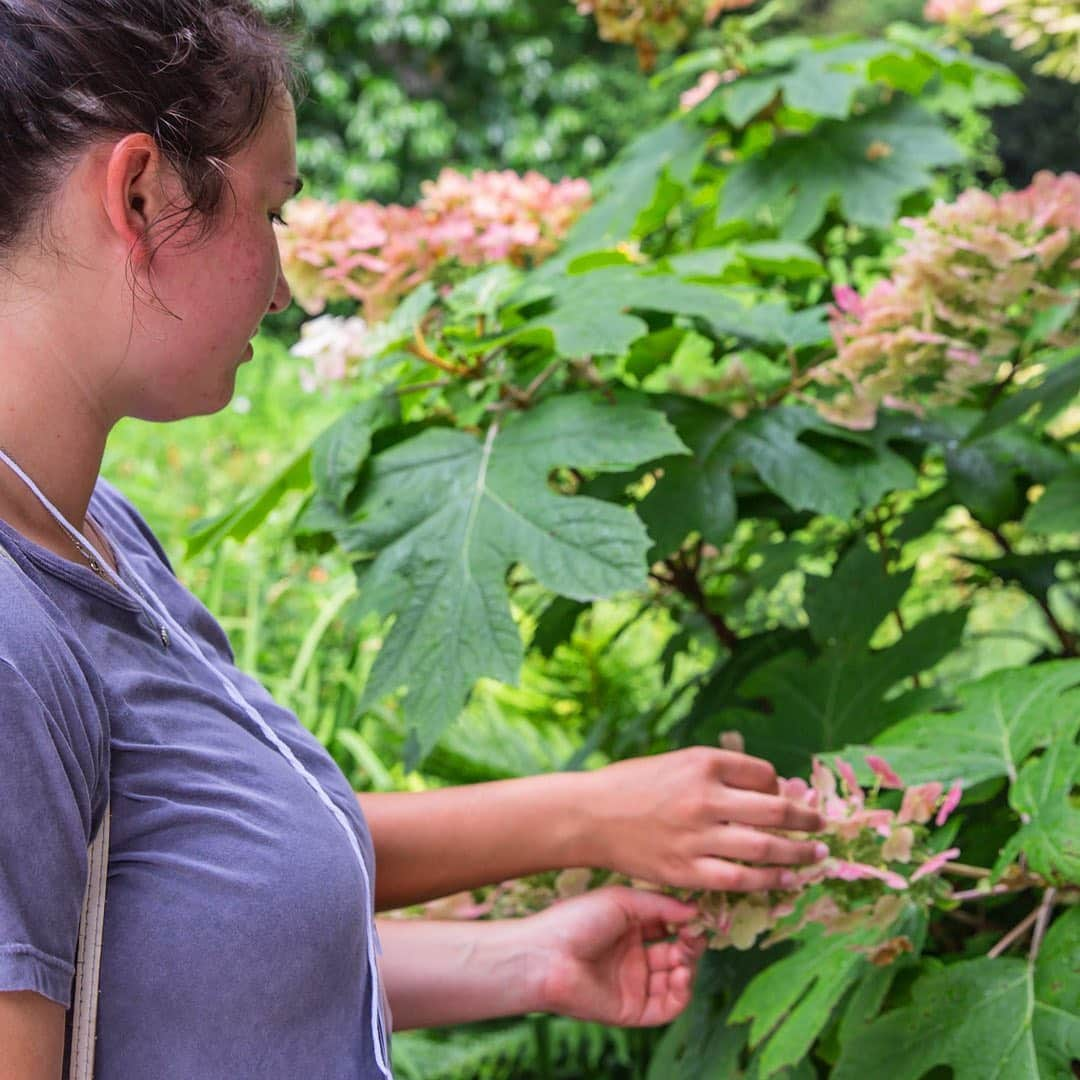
[122, 91, 298, 422]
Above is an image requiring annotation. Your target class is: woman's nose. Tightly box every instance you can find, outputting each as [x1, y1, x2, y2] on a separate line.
[268, 262, 292, 315]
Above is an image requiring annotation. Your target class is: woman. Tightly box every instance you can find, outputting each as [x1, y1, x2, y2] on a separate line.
[0, 2, 826, 1077]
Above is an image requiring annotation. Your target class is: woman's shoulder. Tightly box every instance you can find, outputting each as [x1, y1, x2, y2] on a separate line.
[0, 539, 111, 752]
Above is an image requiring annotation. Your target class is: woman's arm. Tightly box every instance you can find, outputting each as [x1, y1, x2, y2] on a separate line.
[0, 991, 64, 1080]
[360, 747, 826, 911]
[377, 886, 705, 1031]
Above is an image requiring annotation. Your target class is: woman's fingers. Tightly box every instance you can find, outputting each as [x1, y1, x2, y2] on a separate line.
[706, 749, 779, 794]
[703, 824, 828, 867]
[717, 788, 825, 832]
[691, 857, 804, 893]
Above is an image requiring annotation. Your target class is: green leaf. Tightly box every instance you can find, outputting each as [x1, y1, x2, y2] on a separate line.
[637, 397, 737, 558]
[833, 908, 1080, 1080]
[718, 39, 892, 126]
[804, 541, 911, 651]
[885, 408, 1071, 528]
[311, 396, 399, 511]
[638, 403, 916, 565]
[338, 394, 688, 757]
[965, 350, 1080, 443]
[647, 946, 806, 1080]
[731, 917, 911, 1079]
[666, 247, 740, 279]
[996, 740, 1080, 884]
[507, 266, 817, 357]
[849, 660, 1080, 788]
[740, 240, 825, 279]
[1026, 468, 1080, 535]
[720, 99, 964, 239]
[731, 408, 917, 520]
[733, 545, 965, 774]
[364, 282, 438, 355]
[185, 448, 312, 559]
[552, 117, 706, 266]
[443, 265, 522, 321]
[531, 596, 588, 658]
[742, 603, 966, 775]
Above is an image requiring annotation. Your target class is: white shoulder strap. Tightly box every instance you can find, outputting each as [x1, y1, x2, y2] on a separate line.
[69, 806, 110, 1080]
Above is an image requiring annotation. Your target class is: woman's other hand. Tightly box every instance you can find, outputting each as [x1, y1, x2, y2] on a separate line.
[579, 747, 828, 892]
[526, 886, 706, 1027]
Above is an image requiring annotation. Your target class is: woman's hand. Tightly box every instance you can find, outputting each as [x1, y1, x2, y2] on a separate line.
[527, 886, 706, 1028]
[580, 747, 827, 892]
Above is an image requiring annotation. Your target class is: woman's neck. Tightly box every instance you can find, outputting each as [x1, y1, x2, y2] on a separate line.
[0, 347, 112, 548]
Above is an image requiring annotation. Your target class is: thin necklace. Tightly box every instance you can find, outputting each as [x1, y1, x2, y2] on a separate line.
[70, 515, 121, 588]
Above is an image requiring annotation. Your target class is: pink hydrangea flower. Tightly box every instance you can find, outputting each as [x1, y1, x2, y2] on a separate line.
[811, 172, 1080, 429]
[910, 847, 961, 882]
[812, 757, 838, 799]
[881, 825, 915, 863]
[899, 782, 944, 825]
[866, 755, 904, 789]
[936, 781, 963, 826]
[278, 170, 591, 323]
[825, 859, 909, 891]
[835, 757, 863, 801]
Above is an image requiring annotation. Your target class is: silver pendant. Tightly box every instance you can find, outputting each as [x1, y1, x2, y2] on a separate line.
[160, 625, 171, 649]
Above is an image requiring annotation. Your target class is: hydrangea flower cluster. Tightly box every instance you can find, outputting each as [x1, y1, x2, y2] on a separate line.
[277, 169, 591, 322]
[388, 753, 963, 966]
[574, 0, 756, 71]
[810, 171, 1080, 429]
[289, 315, 371, 394]
[925, 0, 1080, 82]
[692, 755, 963, 952]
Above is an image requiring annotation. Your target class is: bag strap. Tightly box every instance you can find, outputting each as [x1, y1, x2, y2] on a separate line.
[69, 805, 110, 1080]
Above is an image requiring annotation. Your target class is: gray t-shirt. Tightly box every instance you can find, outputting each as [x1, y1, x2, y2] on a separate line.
[0, 479, 387, 1078]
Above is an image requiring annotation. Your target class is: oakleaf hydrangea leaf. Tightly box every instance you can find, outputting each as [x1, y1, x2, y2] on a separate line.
[506, 266, 829, 358]
[847, 661, 1080, 788]
[720, 99, 964, 239]
[639, 403, 916, 559]
[995, 741, 1080, 884]
[336, 394, 688, 757]
[833, 908, 1080, 1080]
[1025, 467, 1080, 535]
[731, 911, 919, 1079]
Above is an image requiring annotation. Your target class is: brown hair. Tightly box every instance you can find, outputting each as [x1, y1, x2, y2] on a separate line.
[0, 0, 299, 260]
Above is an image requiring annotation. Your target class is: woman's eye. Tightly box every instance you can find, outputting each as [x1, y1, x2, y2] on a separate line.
[270, 212, 288, 228]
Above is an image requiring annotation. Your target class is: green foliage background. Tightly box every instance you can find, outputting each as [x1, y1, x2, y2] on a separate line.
[103, 1, 1079, 1077]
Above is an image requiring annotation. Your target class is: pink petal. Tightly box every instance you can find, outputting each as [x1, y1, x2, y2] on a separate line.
[825, 859, 908, 890]
[835, 758, 862, 798]
[936, 781, 963, 827]
[812, 757, 837, 799]
[910, 847, 961, 882]
[866, 755, 904, 789]
[898, 783, 943, 825]
[832, 284, 864, 317]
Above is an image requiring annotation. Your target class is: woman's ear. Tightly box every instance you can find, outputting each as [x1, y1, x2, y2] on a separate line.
[101, 134, 176, 265]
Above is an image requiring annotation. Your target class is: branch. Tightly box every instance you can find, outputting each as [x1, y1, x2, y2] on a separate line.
[393, 377, 450, 397]
[987, 906, 1040, 959]
[951, 882, 1031, 902]
[659, 550, 740, 650]
[408, 322, 471, 377]
[943, 861, 991, 879]
[1028, 887, 1057, 964]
